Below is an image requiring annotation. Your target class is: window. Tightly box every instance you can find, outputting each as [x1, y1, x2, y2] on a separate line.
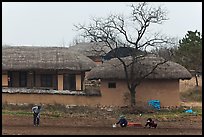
[19, 71, 27, 87]
[41, 74, 53, 87]
[108, 82, 116, 88]
[8, 71, 13, 87]
[63, 74, 76, 90]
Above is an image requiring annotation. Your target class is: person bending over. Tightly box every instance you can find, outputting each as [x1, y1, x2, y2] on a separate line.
[116, 115, 128, 127]
[144, 118, 157, 128]
[32, 105, 42, 126]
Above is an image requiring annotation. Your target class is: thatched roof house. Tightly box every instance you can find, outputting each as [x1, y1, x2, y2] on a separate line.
[68, 42, 111, 57]
[68, 42, 115, 64]
[86, 56, 192, 107]
[2, 46, 96, 91]
[87, 56, 192, 80]
[2, 46, 96, 71]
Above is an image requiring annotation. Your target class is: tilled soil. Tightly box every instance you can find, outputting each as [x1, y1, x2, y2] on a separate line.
[2, 114, 202, 135]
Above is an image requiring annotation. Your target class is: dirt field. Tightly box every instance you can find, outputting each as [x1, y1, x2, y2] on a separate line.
[2, 113, 202, 135]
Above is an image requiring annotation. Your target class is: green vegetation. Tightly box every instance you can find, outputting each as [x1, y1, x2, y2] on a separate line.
[2, 110, 32, 116]
[173, 30, 202, 73]
[173, 30, 202, 87]
[151, 30, 202, 87]
[2, 103, 66, 118]
[2, 103, 202, 121]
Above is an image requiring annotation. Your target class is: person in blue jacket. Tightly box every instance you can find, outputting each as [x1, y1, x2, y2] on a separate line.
[116, 115, 128, 127]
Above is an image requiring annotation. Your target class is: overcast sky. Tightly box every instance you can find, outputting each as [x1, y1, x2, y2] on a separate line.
[2, 2, 202, 46]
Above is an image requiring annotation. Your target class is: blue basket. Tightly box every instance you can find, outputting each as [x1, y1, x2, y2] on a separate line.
[148, 100, 160, 110]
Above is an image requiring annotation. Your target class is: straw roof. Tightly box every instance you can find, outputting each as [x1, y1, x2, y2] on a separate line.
[68, 42, 113, 57]
[2, 46, 96, 71]
[87, 56, 192, 80]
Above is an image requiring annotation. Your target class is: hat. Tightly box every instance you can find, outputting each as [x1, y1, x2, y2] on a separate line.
[119, 115, 125, 118]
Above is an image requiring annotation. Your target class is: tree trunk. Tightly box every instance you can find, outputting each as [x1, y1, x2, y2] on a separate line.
[129, 87, 137, 114]
[130, 88, 136, 107]
[195, 73, 199, 87]
[194, 73, 199, 92]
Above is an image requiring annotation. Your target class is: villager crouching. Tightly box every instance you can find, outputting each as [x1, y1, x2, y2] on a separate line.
[116, 115, 128, 127]
[144, 118, 157, 128]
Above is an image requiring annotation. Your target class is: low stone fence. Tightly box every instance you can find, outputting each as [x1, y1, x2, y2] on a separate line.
[2, 88, 101, 106]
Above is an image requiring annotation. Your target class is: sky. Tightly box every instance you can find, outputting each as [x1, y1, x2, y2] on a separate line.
[2, 2, 202, 47]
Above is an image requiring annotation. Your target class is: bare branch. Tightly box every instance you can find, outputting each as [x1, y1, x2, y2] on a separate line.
[74, 2, 172, 106]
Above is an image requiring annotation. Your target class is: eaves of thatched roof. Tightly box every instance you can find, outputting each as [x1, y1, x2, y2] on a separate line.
[2, 46, 96, 71]
[87, 56, 192, 80]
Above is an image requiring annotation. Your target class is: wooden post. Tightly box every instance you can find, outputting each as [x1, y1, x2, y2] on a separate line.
[58, 74, 63, 90]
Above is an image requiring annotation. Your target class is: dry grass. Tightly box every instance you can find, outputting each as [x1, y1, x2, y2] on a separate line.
[179, 77, 202, 92]
[180, 86, 202, 102]
[179, 76, 202, 102]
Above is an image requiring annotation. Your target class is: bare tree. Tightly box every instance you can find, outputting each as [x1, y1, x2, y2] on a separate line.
[150, 46, 177, 61]
[68, 34, 89, 47]
[75, 2, 174, 107]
